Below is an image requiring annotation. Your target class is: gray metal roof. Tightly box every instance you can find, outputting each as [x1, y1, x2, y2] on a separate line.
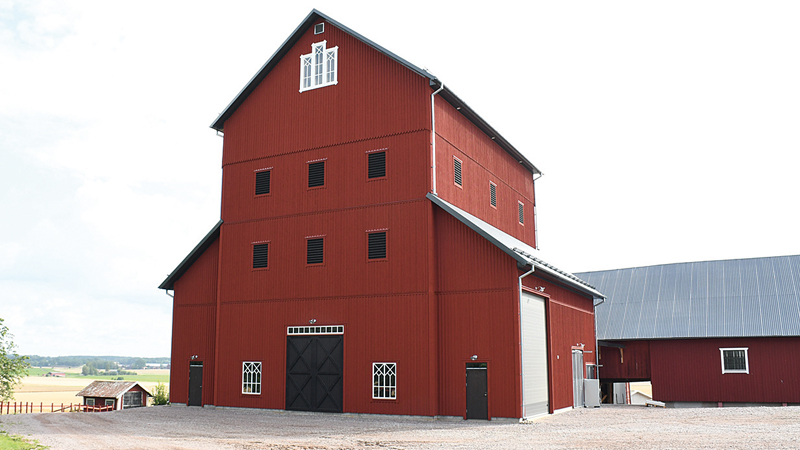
[427, 193, 603, 299]
[210, 9, 541, 176]
[576, 255, 800, 340]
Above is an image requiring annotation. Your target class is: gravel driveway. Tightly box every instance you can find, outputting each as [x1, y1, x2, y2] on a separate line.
[1, 404, 799, 449]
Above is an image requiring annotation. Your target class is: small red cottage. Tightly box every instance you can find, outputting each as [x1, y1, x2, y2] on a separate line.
[159, 9, 603, 419]
[76, 381, 151, 410]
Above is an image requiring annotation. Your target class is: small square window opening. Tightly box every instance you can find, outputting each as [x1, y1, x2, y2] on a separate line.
[720, 348, 749, 374]
[314, 23, 324, 34]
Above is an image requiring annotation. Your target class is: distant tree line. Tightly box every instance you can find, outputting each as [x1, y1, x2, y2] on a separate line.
[27, 355, 169, 368]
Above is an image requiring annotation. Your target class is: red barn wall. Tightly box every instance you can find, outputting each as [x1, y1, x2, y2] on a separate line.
[221, 22, 431, 167]
[434, 207, 521, 418]
[598, 340, 651, 381]
[523, 275, 596, 412]
[170, 238, 219, 406]
[434, 96, 536, 246]
[650, 337, 800, 404]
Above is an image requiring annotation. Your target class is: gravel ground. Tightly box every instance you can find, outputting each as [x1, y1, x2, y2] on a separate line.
[2, 404, 799, 450]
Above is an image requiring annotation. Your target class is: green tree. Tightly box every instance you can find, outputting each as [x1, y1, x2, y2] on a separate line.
[81, 362, 99, 376]
[0, 318, 30, 401]
[152, 382, 169, 405]
[130, 358, 147, 369]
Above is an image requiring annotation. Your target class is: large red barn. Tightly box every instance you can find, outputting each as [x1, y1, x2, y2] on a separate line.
[578, 255, 800, 406]
[159, 9, 604, 420]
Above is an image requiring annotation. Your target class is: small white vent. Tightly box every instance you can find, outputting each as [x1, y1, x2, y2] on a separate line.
[288, 325, 344, 335]
[314, 23, 324, 34]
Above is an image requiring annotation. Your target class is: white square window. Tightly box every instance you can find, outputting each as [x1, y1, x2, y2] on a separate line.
[300, 41, 338, 92]
[105, 399, 114, 407]
[373, 362, 396, 399]
[720, 348, 749, 374]
[85, 398, 95, 406]
[242, 361, 262, 394]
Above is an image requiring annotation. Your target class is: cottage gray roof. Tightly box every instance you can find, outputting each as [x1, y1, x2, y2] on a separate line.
[428, 193, 603, 299]
[76, 381, 151, 399]
[576, 255, 800, 340]
[210, 9, 541, 176]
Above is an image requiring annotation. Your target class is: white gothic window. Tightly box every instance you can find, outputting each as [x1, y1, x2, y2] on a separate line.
[300, 41, 338, 92]
[242, 361, 262, 394]
[372, 362, 396, 399]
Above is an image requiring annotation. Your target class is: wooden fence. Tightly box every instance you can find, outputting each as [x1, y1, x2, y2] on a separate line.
[0, 402, 113, 414]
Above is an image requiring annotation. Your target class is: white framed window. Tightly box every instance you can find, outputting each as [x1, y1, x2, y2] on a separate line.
[372, 362, 396, 399]
[85, 398, 95, 406]
[720, 348, 749, 374]
[105, 399, 115, 407]
[242, 361, 262, 394]
[300, 41, 338, 92]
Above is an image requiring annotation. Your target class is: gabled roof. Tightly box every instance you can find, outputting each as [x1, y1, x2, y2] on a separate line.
[427, 193, 603, 299]
[576, 255, 800, 340]
[159, 220, 222, 290]
[76, 381, 151, 399]
[210, 9, 541, 176]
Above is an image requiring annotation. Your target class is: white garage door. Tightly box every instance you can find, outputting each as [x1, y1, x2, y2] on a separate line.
[521, 292, 549, 418]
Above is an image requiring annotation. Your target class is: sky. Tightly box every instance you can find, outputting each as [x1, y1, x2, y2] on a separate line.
[1, 0, 799, 357]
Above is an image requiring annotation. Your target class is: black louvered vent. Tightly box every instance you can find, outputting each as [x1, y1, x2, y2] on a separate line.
[308, 161, 325, 188]
[368, 152, 386, 179]
[255, 170, 271, 195]
[518, 202, 524, 224]
[253, 243, 269, 269]
[307, 238, 324, 265]
[454, 158, 462, 186]
[490, 183, 497, 207]
[368, 232, 387, 260]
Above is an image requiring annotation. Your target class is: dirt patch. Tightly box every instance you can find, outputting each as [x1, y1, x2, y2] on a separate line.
[1, 404, 799, 450]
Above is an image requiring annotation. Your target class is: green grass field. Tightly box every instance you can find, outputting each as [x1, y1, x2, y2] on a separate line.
[27, 367, 169, 383]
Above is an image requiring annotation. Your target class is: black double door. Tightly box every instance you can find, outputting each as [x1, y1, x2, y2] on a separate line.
[285, 335, 344, 412]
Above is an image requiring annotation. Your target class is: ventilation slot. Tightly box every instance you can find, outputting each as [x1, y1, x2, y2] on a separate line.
[368, 231, 387, 260]
[255, 170, 271, 195]
[308, 161, 325, 188]
[368, 151, 386, 179]
[253, 243, 269, 269]
[518, 202, 525, 224]
[490, 183, 497, 207]
[454, 158, 462, 187]
[307, 238, 324, 265]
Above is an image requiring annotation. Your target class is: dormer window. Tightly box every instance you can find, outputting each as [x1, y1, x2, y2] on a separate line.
[300, 41, 338, 92]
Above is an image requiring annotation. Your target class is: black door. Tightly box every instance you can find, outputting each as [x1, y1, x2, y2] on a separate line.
[286, 335, 343, 412]
[188, 362, 203, 406]
[466, 363, 488, 420]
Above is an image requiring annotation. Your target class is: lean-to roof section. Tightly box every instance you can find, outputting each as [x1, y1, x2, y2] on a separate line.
[210, 9, 540, 176]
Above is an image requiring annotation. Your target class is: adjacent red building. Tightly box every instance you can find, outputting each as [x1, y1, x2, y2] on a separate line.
[160, 9, 604, 419]
[578, 255, 800, 406]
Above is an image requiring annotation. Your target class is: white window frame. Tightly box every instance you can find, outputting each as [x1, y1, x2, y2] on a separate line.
[242, 361, 262, 394]
[720, 347, 749, 374]
[105, 399, 115, 407]
[372, 362, 397, 400]
[299, 41, 338, 92]
[85, 398, 95, 406]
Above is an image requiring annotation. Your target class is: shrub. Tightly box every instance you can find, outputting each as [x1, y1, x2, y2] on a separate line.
[152, 382, 169, 405]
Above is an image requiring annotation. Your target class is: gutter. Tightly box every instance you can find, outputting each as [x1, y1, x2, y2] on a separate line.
[430, 81, 445, 195]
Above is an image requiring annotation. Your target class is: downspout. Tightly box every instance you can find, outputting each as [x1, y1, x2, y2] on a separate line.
[592, 296, 605, 381]
[165, 290, 174, 298]
[518, 263, 536, 421]
[430, 81, 445, 195]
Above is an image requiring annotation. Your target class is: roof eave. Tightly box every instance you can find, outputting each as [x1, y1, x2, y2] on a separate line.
[158, 220, 223, 291]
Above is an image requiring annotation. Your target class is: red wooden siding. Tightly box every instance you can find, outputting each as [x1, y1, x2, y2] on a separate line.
[218, 200, 429, 302]
[522, 275, 596, 412]
[212, 294, 435, 415]
[434, 96, 536, 246]
[598, 340, 651, 381]
[650, 337, 800, 403]
[434, 206, 521, 418]
[170, 238, 219, 405]
[221, 131, 430, 223]
[221, 22, 431, 167]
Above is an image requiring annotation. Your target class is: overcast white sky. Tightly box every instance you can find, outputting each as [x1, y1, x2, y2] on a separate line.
[2, 1, 799, 357]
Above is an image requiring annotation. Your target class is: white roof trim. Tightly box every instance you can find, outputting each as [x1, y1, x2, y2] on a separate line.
[427, 193, 603, 299]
